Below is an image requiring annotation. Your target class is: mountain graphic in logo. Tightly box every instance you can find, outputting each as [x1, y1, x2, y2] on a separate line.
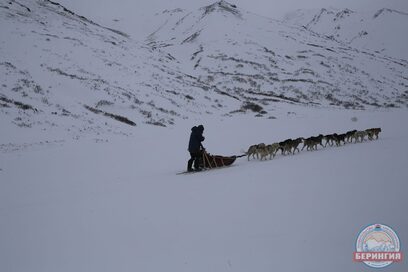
[354, 224, 403, 268]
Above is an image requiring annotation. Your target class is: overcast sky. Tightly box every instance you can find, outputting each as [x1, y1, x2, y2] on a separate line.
[58, 0, 408, 38]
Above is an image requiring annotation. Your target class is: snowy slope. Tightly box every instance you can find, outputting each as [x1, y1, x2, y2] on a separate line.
[0, 0, 241, 143]
[282, 7, 408, 61]
[147, 1, 408, 113]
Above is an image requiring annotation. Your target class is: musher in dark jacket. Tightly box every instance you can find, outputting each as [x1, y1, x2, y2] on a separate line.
[187, 125, 205, 172]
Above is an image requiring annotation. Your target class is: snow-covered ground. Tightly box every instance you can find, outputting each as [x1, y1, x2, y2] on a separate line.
[1, 107, 407, 272]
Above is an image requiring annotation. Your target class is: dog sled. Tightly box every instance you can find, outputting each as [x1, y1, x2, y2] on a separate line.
[178, 150, 244, 175]
[201, 151, 238, 168]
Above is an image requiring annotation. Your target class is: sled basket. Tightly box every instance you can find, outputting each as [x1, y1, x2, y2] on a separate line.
[201, 151, 237, 169]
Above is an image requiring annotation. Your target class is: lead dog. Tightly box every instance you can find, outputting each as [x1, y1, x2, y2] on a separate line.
[366, 128, 381, 140]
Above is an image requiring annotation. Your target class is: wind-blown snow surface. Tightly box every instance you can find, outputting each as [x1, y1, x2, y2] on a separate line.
[1, 107, 407, 272]
[282, 7, 408, 61]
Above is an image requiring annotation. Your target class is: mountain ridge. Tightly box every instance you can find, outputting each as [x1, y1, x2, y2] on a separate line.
[282, 7, 408, 60]
[147, 1, 408, 111]
[1, 0, 408, 143]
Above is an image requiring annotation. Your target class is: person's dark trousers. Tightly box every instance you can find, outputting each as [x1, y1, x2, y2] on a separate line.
[187, 151, 202, 171]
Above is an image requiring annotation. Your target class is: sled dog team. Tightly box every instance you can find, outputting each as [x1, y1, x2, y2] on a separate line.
[246, 128, 381, 161]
